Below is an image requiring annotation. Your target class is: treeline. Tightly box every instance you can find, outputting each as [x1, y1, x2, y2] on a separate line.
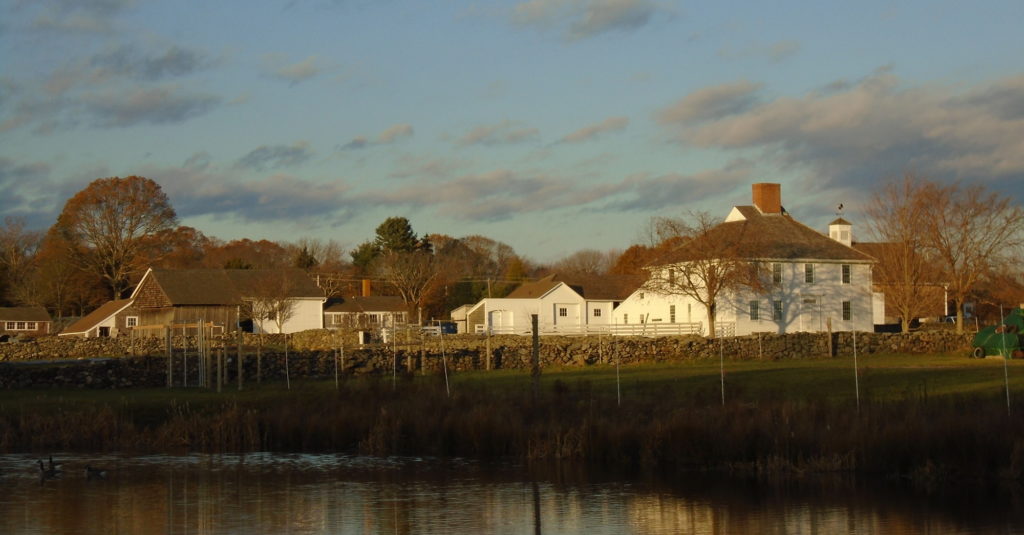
[0, 176, 670, 322]
[2, 174, 1022, 327]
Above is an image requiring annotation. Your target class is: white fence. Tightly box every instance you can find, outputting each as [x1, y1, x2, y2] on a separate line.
[473, 322, 712, 337]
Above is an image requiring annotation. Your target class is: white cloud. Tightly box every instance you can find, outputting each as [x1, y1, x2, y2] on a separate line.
[560, 116, 629, 143]
[512, 0, 673, 40]
[457, 120, 539, 146]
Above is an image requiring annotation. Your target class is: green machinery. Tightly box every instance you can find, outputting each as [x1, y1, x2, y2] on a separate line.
[971, 308, 1024, 358]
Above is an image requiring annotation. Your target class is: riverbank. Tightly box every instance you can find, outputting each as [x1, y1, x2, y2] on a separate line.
[2, 353, 1022, 483]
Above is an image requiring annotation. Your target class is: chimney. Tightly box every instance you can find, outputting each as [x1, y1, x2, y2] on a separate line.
[361, 279, 372, 297]
[752, 183, 781, 214]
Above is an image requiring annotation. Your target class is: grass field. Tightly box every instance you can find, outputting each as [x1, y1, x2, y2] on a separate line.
[2, 352, 1023, 481]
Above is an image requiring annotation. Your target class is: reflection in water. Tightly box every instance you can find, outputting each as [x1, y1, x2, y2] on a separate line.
[0, 453, 1021, 534]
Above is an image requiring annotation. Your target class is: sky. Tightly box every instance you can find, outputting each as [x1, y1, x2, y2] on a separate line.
[2, 0, 1023, 263]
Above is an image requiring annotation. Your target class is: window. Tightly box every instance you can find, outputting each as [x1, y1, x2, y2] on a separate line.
[749, 301, 759, 321]
[125, 316, 138, 328]
[558, 307, 568, 317]
[772, 300, 783, 321]
[669, 305, 676, 323]
[639, 292, 645, 300]
[16, 322, 26, 330]
[623, 314, 628, 324]
[668, 269, 675, 285]
[593, 309, 602, 317]
[842, 301, 852, 321]
[4, 322, 13, 330]
[772, 263, 782, 284]
[841, 264, 851, 284]
[805, 263, 814, 284]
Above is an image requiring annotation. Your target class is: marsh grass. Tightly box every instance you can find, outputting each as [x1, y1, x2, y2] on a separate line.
[2, 352, 1023, 481]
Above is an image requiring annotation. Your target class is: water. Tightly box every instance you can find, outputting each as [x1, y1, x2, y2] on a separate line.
[0, 453, 1021, 534]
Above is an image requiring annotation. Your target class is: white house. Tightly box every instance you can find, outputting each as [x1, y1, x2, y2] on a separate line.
[461, 274, 638, 335]
[614, 183, 877, 336]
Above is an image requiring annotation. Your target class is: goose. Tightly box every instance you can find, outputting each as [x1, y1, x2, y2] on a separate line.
[38, 460, 61, 480]
[85, 465, 107, 480]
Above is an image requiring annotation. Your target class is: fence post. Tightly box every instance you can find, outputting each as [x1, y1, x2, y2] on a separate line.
[531, 314, 540, 400]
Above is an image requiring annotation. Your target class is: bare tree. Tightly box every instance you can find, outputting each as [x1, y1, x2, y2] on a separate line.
[864, 175, 946, 332]
[0, 217, 42, 305]
[642, 211, 764, 338]
[552, 248, 617, 277]
[373, 250, 440, 312]
[921, 181, 1024, 332]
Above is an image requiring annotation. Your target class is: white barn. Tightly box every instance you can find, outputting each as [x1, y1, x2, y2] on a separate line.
[614, 183, 878, 336]
[461, 274, 638, 335]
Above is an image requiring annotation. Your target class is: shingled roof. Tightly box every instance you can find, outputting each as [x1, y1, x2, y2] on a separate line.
[136, 268, 324, 306]
[655, 207, 874, 265]
[60, 299, 132, 336]
[0, 306, 51, 322]
[325, 295, 407, 313]
[506, 273, 641, 301]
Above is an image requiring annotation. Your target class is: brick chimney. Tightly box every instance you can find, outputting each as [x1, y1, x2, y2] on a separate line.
[752, 183, 781, 214]
[361, 279, 372, 297]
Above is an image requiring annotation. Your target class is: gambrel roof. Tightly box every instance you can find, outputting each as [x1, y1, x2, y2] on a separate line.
[656, 206, 873, 265]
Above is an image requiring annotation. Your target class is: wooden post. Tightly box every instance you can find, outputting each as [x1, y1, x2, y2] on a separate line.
[237, 306, 243, 391]
[166, 326, 172, 388]
[285, 333, 291, 390]
[531, 314, 540, 400]
[826, 317, 833, 357]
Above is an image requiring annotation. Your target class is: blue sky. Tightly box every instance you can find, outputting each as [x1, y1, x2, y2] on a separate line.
[2, 0, 1023, 263]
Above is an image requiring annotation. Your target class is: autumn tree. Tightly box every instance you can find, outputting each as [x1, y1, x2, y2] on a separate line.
[552, 248, 617, 277]
[921, 180, 1024, 332]
[204, 239, 291, 270]
[864, 175, 946, 332]
[642, 212, 764, 338]
[53, 176, 177, 298]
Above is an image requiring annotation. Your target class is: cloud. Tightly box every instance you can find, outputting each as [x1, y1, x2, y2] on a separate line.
[457, 120, 539, 146]
[0, 157, 54, 222]
[598, 161, 754, 212]
[149, 166, 356, 224]
[265, 55, 321, 85]
[656, 80, 762, 125]
[560, 116, 628, 143]
[90, 45, 210, 81]
[236, 142, 314, 171]
[26, 0, 135, 33]
[388, 154, 470, 179]
[657, 72, 1024, 196]
[82, 86, 222, 127]
[377, 123, 413, 143]
[339, 123, 414, 150]
[719, 40, 801, 63]
[512, 0, 672, 40]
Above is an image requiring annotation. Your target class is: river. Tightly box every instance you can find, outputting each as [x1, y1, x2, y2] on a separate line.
[0, 453, 1020, 534]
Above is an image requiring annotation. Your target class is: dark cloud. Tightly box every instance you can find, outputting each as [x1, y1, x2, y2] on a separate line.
[82, 86, 221, 127]
[658, 72, 1024, 196]
[656, 80, 762, 125]
[599, 161, 754, 212]
[0, 157, 54, 224]
[27, 0, 135, 33]
[90, 45, 210, 81]
[150, 166, 356, 224]
[236, 142, 314, 172]
[183, 151, 212, 171]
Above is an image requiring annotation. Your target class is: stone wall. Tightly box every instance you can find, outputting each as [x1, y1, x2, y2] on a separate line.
[0, 329, 972, 389]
